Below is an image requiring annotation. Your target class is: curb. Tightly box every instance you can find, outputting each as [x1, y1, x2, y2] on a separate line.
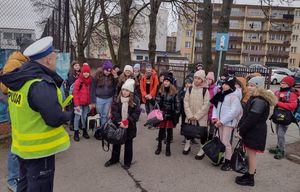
[286, 154, 300, 164]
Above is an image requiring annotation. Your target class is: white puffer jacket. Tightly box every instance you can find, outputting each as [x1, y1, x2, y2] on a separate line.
[212, 92, 243, 128]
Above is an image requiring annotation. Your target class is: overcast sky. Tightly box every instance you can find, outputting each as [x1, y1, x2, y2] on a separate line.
[1, 0, 300, 38]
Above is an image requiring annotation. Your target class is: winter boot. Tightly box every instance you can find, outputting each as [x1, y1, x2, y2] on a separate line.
[269, 146, 279, 154]
[166, 143, 171, 156]
[221, 159, 232, 171]
[183, 140, 191, 155]
[274, 150, 285, 160]
[195, 147, 205, 160]
[82, 129, 90, 139]
[74, 130, 80, 142]
[155, 141, 162, 155]
[235, 172, 255, 187]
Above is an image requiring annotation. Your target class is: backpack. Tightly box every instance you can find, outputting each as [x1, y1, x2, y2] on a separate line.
[271, 90, 300, 129]
[69, 81, 83, 96]
[188, 87, 207, 99]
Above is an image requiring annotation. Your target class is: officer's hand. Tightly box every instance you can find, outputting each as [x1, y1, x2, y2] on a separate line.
[75, 106, 81, 112]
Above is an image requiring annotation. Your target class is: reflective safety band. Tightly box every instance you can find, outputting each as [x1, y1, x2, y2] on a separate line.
[12, 134, 69, 152]
[12, 126, 65, 141]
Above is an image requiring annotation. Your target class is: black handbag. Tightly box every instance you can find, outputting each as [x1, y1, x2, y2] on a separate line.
[202, 129, 225, 165]
[102, 120, 127, 145]
[271, 107, 294, 126]
[180, 123, 207, 139]
[231, 140, 248, 174]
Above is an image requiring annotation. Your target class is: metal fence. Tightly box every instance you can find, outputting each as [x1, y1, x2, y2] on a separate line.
[224, 66, 272, 89]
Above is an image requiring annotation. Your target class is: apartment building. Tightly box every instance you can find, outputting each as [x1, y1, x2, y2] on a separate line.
[177, 3, 298, 68]
[289, 8, 300, 68]
[0, 28, 36, 50]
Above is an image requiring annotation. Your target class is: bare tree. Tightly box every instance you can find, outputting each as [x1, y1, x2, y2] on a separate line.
[100, 0, 118, 64]
[214, 0, 234, 76]
[148, 0, 162, 67]
[202, 0, 213, 71]
[70, 0, 103, 63]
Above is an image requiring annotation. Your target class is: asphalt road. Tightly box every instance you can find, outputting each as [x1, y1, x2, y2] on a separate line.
[1, 85, 300, 192]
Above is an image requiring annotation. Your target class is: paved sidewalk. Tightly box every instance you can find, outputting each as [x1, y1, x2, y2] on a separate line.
[1, 113, 300, 192]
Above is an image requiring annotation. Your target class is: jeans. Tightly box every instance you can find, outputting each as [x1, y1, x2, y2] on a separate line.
[74, 106, 90, 131]
[96, 97, 113, 126]
[276, 124, 288, 151]
[17, 155, 55, 192]
[7, 149, 19, 189]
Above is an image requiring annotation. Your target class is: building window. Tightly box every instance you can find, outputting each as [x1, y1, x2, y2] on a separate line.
[247, 21, 262, 30]
[187, 19, 193, 25]
[195, 42, 202, 48]
[230, 20, 240, 29]
[185, 41, 191, 48]
[184, 53, 190, 60]
[196, 31, 203, 39]
[248, 9, 264, 17]
[3, 32, 13, 39]
[136, 55, 143, 60]
[292, 35, 298, 41]
[186, 30, 192, 37]
[290, 58, 295, 65]
[144, 56, 149, 61]
[291, 47, 297, 53]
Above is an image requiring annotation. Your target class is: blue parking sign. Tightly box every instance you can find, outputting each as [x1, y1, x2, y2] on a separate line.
[216, 33, 229, 51]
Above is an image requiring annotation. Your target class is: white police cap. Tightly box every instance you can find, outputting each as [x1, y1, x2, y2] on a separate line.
[23, 36, 54, 61]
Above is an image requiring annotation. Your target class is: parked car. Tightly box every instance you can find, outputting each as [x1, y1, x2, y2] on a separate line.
[294, 71, 300, 87]
[271, 70, 288, 85]
[274, 68, 295, 76]
[249, 64, 268, 70]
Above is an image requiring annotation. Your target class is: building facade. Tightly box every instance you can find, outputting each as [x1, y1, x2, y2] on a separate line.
[289, 8, 300, 68]
[177, 3, 299, 68]
[0, 28, 36, 50]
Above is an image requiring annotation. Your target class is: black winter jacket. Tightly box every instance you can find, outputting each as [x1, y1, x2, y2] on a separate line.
[111, 97, 141, 140]
[156, 85, 181, 125]
[238, 89, 276, 151]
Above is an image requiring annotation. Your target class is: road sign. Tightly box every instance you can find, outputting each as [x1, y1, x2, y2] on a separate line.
[216, 33, 229, 51]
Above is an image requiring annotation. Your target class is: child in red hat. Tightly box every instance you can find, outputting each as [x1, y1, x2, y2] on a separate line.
[270, 76, 298, 159]
[73, 63, 93, 141]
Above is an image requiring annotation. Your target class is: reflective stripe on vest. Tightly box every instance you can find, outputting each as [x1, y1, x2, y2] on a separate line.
[8, 79, 70, 159]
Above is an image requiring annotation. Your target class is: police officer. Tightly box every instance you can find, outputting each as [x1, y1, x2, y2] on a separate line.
[0, 36, 71, 192]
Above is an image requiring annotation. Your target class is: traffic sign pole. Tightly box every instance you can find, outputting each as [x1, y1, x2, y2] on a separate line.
[217, 49, 223, 78]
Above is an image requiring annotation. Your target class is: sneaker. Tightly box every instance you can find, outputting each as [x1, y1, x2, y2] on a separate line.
[195, 154, 205, 160]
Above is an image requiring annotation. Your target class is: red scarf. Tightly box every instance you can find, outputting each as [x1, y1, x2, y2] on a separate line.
[79, 73, 92, 85]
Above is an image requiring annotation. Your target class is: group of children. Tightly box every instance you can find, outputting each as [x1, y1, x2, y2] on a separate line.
[65, 61, 298, 187]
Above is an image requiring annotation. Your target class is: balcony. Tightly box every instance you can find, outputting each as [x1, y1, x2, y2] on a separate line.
[227, 48, 242, 54]
[243, 50, 266, 56]
[270, 25, 293, 32]
[195, 47, 203, 53]
[267, 50, 289, 57]
[229, 36, 243, 42]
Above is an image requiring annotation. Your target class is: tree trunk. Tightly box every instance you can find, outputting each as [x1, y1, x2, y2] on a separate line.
[148, 0, 162, 67]
[118, 0, 133, 68]
[77, 42, 86, 63]
[100, 0, 118, 64]
[214, 0, 233, 77]
[202, 0, 213, 71]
